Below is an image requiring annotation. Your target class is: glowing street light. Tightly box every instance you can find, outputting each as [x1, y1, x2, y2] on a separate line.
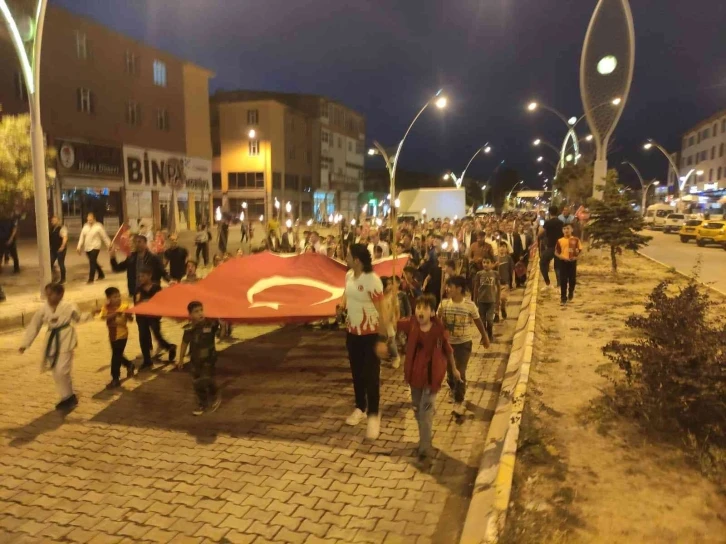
[537, 156, 544, 162]
[611, 97, 622, 106]
[435, 96, 447, 109]
[585, 134, 593, 142]
[642, 139, 682, 193]
[367, 148, 377, 156]
[568, 116, 577, 125]
[527, 102, 538, 111]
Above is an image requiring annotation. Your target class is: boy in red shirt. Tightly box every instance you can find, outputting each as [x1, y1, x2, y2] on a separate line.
[397, 294, 462, 460]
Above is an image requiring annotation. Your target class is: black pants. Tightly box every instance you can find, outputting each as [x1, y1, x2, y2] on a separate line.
[86, 249, 104, 281]
[137, 317, 173, 365]
[539, 247, 560, 287]
[559, 260, 577, 302]
[4, 240, 19, 272]
[346, 333, 381, 415]
[195, 242, 209, 265]
[448, 341, 472, 403]
[50, 249, 66, 282]
[110, 338, 132, 380]
[192, 358, 218, 407]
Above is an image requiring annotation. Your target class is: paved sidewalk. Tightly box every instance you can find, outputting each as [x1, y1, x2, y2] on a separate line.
[0, 290, 523, 543]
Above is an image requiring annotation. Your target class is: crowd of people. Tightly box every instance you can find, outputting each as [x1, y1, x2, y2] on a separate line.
[16, 204, 584, 460]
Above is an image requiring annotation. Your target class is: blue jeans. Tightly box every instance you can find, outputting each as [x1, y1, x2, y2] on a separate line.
[447, 342, 472, 403]
[411, 387, 437, 453]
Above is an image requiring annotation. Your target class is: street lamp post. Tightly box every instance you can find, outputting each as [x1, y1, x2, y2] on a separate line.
[527, 101, 580, 169]
[368, 89, 447, 273]
[1, 0, 52, 296]
[621, 161, 660, 215]
[642, 140, 682, 194]
[448, 143, 492, 189]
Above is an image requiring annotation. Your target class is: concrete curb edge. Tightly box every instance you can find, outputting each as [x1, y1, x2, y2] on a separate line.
[636, 251, 726, 298]
[459, 260, 540, 544]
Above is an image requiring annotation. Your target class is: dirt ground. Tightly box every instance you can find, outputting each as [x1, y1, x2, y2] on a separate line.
[501, 250, 726, 544]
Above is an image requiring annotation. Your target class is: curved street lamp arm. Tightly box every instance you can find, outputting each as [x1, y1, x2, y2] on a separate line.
[391, 90, 442, 181]
[621, 160, 645, 188]
[537, 140, 561, 156]
[538, 103, 571, 129]
[460, 142, 490, 184]
[649, 140, 680, 185]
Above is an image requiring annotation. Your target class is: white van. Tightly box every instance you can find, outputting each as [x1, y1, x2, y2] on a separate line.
[644, 204, 675, 229]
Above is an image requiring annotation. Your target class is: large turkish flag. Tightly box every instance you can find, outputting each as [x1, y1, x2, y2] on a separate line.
[131, 252, 409, 323]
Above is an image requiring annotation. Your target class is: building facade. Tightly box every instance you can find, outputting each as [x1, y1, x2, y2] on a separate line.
[678, 109, 726, 195]
[210, 91, 365, 224]
[0, 5, 213, 234]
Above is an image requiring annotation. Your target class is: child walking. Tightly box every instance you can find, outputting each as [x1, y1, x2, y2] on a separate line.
[397, 294, 461, 460]
[474, 256, 500, 341]
[178, 301, 222, 416]
[555, 223, 583, 306]
[19, 282, 91, 411]
[438, 276, 490, 416]
[100, 287, 135, 389]
[497, 241, 515, 319]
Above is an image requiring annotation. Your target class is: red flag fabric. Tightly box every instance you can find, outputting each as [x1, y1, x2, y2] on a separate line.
[131, 252, 409, 323]
[110, 224, 132, 255]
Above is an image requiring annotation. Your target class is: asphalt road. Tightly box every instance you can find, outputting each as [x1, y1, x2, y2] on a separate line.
[639, 230, 726, 294]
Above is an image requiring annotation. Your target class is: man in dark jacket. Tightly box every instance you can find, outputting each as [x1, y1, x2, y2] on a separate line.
[110, 234, 170, 296]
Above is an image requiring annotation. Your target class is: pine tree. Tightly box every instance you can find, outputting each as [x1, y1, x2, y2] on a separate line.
[586, 170, 651, 272]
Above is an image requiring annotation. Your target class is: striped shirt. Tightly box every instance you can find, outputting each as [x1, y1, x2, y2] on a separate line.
[437, 298, 480, 344]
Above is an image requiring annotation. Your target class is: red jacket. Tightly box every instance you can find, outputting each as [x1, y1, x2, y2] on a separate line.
[397, 316, 453, 391]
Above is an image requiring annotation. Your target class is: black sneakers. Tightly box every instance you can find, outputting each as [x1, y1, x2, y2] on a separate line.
[168, 345, 177, 362]
[55, 394, 78, 411]
[106, 380, 121, 390]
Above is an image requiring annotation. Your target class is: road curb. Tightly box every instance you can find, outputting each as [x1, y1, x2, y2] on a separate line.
[459, 259, 540, 544]
[0, 296, 107, 333]
[636, 251, 726, 298]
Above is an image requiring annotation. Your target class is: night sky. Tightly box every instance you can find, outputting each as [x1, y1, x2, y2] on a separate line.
[54, 0, 725, 191]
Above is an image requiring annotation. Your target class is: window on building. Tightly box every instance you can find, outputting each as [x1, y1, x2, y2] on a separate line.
[273, 173, 282, 190]
[247, 109, 258, 125]
[355, 142, 363, 155]
[722, 119, 726, 133]
[288, 145, 295, 160]
[348, 141, 353, 152]
[153, 60, 167, 87]
[337, 136, 342, 149]
[687, 156, 692, 166]
[711, 146, 716, 160]
[75, 31, 88, 60]
[689, 135, 695, 146]
[305, 150, 312, 165]
[125, 51, 137, 74]
[14, 72, 26, 101]
[212, 173, 221, 190]
[703, 128, 710, 139]
[125, 101, 140, 125]
[156, 108, 169, 130]
[321, 130, 329, 144]
[720, 143, 724, 158]
[249, 139, 259, 156]
[713, 123, 718, 136]
[718, 167, 722, 181]
[709, 169, 713, 181]
[76, 88, 94, 113]
[285, 174, 299, 191]
[697, 133, 701, 144]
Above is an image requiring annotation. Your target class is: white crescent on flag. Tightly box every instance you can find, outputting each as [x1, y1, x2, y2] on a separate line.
[247, 276, 345, 310]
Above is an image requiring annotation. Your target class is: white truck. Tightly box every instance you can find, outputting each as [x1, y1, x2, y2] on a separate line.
[397, 188, 466, 220]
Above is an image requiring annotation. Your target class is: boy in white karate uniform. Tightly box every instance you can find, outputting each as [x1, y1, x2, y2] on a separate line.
[19, 282, 90, 411]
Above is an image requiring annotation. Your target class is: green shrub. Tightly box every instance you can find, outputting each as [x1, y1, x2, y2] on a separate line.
[603, 281, 726, 466]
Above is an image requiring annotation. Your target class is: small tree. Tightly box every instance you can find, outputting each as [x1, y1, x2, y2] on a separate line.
[586, 170, 651, 272]
[554, 161, 594, 205]
[603, 280, 726, 456]
[0, 114, 55, 216]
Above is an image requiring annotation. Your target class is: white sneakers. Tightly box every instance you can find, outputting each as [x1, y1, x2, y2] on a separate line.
[345, 408, 365, 426]
[452, 402, 466, 416]
[366, 414, 381, 440]
[346, 409, 381, 440]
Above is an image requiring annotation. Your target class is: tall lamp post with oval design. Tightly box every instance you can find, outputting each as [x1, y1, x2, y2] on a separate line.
[580, 0, 635, 199]
[1, 0, 52, 296]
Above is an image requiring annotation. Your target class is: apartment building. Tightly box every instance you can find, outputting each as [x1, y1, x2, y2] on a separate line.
[209, 90, 365, 222]
[0, 5, 213, 234]
[678, 109, 726, 195]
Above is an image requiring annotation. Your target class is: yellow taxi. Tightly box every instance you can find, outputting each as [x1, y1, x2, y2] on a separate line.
[695, 220, 726, 248]
[678, 219, 702, 243]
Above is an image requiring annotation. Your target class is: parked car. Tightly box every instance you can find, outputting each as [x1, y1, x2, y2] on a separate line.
[695, 220, 726, 247]
[663, 213, 686, 233]
[679, 219, 703, 243]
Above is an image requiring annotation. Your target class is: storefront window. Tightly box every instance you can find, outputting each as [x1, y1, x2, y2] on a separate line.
[61, 188, 121, 223]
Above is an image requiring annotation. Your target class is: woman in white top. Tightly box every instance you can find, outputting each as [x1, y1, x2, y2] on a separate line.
[338, 244, 388, 440]
[76, 213, 111, 283]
